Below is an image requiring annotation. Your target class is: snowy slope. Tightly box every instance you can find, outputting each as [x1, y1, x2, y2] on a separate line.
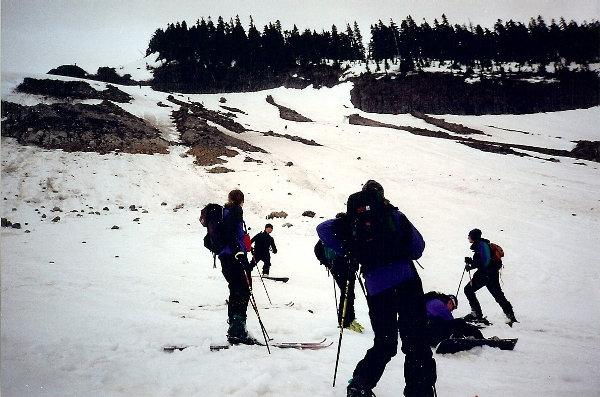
[2, 71, 599, 396]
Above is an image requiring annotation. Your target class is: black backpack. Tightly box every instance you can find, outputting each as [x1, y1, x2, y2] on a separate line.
[200, 203, 225, 258]
[346, 189, 413, 272]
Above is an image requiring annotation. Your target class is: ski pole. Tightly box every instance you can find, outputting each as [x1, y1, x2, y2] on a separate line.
[243, 269, 271, 354]
[333, 260, 354, 387]
[456, 268, 466, 297]
[254, 257, 272, 305]
[355, 270, 367, 299]
[333, 275, 339, 315]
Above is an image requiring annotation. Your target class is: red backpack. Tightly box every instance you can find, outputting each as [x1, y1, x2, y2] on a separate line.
[489, 242, 505, 262]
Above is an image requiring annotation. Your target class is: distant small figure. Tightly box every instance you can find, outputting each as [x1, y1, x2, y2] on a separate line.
[251, 223, 277, 276]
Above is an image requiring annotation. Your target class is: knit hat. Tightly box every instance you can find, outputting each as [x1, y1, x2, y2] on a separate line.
[447, 294, 458, 309]
[265, 223, 273, 229]
[362, 180, 384, 194]
[468, 228, 482, 240]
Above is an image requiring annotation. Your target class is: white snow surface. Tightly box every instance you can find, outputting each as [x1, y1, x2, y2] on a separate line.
[2, 71, 600, 396]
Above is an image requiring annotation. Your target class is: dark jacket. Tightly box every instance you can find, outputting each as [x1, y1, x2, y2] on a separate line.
[469, 238, 491, 270]
[251, 231, 277, 258]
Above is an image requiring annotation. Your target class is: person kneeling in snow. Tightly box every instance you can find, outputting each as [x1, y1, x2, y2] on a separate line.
[424, 291, 483, 347]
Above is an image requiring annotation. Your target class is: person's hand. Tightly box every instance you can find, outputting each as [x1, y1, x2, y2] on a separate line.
[273, 249, 277, 254]
[465, 264, 472, 271]
[464, 257, 473, 265]
[235, 252, 253, 271]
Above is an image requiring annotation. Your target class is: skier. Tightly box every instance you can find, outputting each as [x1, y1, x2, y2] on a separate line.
[424, 291, 483, 347]
[314, 213, 364, 333]
[463, 228, 517, 326]
[251, 223, 277, 276]
[317, 180, 436, 397]
[219, 189, 255, 344]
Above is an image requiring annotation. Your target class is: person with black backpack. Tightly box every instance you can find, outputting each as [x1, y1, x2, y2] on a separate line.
[250, 223, 277, 276]
[463, 228, 517, 326]
[317, 180, 436, 397]
[314, 213, 364, 333]
[218, 189, 256, 344]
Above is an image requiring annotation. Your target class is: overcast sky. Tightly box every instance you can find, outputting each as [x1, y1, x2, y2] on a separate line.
[2, 0, 599, 75]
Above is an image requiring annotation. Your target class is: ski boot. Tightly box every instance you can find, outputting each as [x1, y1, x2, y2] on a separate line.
[345, 319, 365, 333]
[506, 313, 518, 327]
[227, 315, 257, 345]
[347, 377, 375, 397]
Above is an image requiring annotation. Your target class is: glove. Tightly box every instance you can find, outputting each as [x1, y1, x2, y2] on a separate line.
[465, 264, 472, 271]
[464, 257, 473, 265]
[235, 252, 253, 272]
[273, 249, 277, 254]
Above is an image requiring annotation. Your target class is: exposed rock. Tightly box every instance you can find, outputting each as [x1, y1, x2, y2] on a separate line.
[266, 95, 313, 122]
[1, 100, 169, 155]
[16, 77, 132, 103]
[267, 211, 288, 219]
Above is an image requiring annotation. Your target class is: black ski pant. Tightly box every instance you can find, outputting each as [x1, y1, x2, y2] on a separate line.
[332, 271, 356, 327]
[426, 318, 484, 347]
[219, 254, 251, 321]
[464, 268, 514, 318]
[352, 274, 436, 396]
[253, 254, 272, 274]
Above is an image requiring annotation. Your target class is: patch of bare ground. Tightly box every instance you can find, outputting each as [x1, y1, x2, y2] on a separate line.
[348, 113, 599, 163]
[170, 99, 265, 166]
[266, 95, 313, 122]
[1, 100, 169, 155]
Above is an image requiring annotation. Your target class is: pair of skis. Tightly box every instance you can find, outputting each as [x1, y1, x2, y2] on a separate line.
[436, 337, 518, 354]
[164, 338, 332, 352]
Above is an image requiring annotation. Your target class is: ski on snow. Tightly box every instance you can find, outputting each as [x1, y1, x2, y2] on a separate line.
[193, 301, 294, 310]
[435, 337, 518, 354]
[253, 275, 289, 283]
[164, 338, 332, 352]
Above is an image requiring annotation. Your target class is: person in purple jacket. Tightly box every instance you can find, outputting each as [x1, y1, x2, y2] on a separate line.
[424, 291, 483, 346]
[317, 180, 436, 397]
[219, 189, 255, 344]
[463, 228, 517, 326]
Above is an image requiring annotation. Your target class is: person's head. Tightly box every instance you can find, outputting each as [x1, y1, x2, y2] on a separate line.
[446, 294, 458, 311]
[468, 228, 482, 243]
[265, 223, 273, 233]
[227, 189, 245, 206]
[362, 180, 384, 196]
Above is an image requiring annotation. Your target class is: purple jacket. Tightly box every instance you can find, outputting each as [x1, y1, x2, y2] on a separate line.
[426, 299, 454, 322]
[316, 210, 424, 296]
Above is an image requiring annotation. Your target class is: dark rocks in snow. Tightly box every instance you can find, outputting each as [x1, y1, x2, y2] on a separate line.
[207, 166, 234, 173]
[51, 216, 60, 222]
[15, 77, 133, 103]
[260, 130, 321, 146]
[1, 99, 169, 155]
[350, 71, 600, 115]
[111, 225, 120, 230]
[169, 96, 264, 166]
[571, 141, 600, 162]
[302, 211, 316, 218]
[266, 95, 313, 122]
[1, 218, 21, 229]
[267, 211, 288, 219]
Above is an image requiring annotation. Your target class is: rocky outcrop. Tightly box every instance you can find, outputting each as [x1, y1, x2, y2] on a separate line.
[1, 100, 168, 155]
